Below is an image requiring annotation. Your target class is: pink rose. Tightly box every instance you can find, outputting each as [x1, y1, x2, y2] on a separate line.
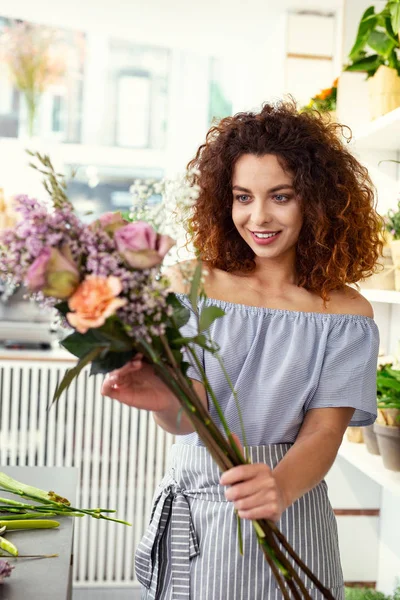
[26, 246, 80, 299]
[90, 211, 128, 235]
[66, 275, 127, 333]
[114, 221, 175, 269]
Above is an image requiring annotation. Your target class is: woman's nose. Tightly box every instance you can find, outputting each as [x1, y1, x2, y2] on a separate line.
[251, 201, 273, 226]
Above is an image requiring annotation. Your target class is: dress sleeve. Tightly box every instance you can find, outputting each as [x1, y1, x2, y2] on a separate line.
[304, 317, 380, 427]
[176, 294, 204, 383]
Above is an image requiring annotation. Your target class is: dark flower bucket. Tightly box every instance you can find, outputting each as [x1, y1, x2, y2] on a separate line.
[374, 423, 400, 471]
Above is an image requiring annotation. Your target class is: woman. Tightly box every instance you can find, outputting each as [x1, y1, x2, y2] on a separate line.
[102, 101, 382, 599]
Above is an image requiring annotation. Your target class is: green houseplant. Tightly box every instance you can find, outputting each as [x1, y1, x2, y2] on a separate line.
[374, 362, 400, 471]
[344, 4, 400, 119]
[344, 583, 400, 600]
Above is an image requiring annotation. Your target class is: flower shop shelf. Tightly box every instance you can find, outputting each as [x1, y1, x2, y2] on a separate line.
[353, 106, 400, 151]
[359, 289, 400, 304]
[338, 437, 400, 498]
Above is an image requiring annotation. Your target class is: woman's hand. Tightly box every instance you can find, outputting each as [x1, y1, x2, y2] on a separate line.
[101, 354, 174, 413]
[220, 435, 287, 522]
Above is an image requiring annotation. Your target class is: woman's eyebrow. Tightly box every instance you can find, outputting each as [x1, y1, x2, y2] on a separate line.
[232, 184, 294, 193]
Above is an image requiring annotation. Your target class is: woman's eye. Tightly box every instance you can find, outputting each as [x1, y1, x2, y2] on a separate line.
[235, 194, 250, 203]
[274, 194, 290, 203]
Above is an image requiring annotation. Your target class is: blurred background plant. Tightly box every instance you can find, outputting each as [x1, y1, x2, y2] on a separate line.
[344, 583, 400, 600]
[0, 20, 66, 136]
[384, 198, 400, 240]
[344, 3, 400, 79]
[300, 78, 337, 113]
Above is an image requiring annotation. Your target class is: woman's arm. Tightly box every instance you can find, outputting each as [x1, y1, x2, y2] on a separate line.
[272, 406, 354, 510]
[220, 406, 354, 522]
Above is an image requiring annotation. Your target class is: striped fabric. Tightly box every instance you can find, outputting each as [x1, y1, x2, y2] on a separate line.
[175, 293, 380, 446]
[135, 294, 379, 598]
[135, 444, 345, 599]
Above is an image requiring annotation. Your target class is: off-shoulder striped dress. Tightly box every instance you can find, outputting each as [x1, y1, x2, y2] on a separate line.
[135, 294, 379, 600]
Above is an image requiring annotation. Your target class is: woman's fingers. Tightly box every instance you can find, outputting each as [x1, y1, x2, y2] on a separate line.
[220, 463, 271, 487]
[103, 356, 144, 391]
[106, 353, 144, 379]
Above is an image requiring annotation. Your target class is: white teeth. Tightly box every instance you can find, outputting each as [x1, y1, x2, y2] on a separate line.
[253, 232, 279, 239]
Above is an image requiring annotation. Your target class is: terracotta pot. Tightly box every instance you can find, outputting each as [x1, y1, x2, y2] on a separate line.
[374, 423, 400, 471]
[367, 65, 400, 120]
[390, 239, 400, 291]
[346, 426, 364, 443]
[363, 424, 380, 455]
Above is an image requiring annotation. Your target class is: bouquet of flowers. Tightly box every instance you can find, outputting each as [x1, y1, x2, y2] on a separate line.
[0, 152, 335, 600]
[301, 78, 338, 114]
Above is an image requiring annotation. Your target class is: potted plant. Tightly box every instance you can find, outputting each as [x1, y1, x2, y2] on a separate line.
[374, 362, 400, 470]
[384, 198, 400, 290]
[344, 3, 400, 119]
[300, 78, 338, 120]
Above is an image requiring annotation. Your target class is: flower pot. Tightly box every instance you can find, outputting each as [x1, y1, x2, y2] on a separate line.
[390, 239, 400, 291]
[367, 65, 400, 120]
[377, 407, 400, 426]
[346, 426, 364, 443]
[374, 422, 400, 471]
[363, 424, 380, 455]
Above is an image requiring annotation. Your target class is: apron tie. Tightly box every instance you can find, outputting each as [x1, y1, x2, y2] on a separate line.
[135, 484, 199, 599]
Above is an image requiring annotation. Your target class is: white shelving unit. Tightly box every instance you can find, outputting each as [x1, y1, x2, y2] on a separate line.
[338, 438, 400, 499]
[334, 104, 400, 593]
[353, 106, 400, 151]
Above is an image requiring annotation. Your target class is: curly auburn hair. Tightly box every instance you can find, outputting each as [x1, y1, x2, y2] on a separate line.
[186, 100, 383, 301]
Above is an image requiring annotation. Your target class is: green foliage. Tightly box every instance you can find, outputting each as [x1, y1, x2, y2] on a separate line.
[345, 588, 390, 600]
[377, 363, 400, 410]
[300, 80, 337, 113]
[344, 585, 400, 600]
[199, 306, 226, 333]
[345, 4, 400, 78]
[388, 0, 400, 34]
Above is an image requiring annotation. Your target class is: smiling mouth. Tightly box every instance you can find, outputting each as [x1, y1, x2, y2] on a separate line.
[251, 231, 281, 239]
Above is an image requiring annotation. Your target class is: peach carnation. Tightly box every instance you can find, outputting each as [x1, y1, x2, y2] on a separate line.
[67, 275, 127, 333]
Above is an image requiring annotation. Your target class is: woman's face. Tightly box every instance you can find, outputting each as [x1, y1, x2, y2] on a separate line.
[231, 153, 303, 262]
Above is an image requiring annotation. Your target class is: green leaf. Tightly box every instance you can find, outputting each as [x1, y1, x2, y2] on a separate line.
[189, 262, 202, 314]
[90, 350, 135, 375]
[52, 346, 105, 406]
[91, 318, 133, 352]
[344, 54, 382, 75]
[348, 6, 377, 61]
[367, 30, 396, 58]
[390, 1, 400, 35]
[198, 306, 225, 333]
[54, 301, 69, 317]
[61, 330, 102, 358]
[166, 293, 190, 328]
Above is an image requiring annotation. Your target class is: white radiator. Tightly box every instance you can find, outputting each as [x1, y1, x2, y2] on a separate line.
[0, 359, 175, 587]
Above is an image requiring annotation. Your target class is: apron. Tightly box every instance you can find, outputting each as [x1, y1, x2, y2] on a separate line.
[135, 444, 345, 600]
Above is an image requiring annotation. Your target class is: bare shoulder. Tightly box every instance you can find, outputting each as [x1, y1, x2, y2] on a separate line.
[163, 260, 215, 294]
[163, 260, 197, 294]
[329, 286, 374, 318]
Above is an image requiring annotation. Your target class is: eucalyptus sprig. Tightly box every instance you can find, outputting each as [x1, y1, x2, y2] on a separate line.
[26, 150, 75, 211]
